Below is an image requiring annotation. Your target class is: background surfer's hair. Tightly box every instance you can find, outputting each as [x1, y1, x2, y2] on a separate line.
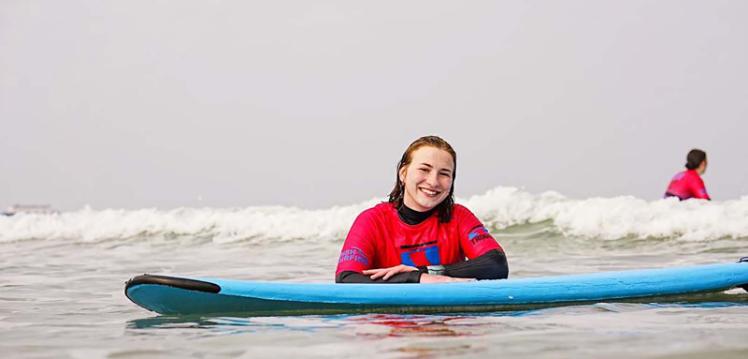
[388, 135, 457, 223]
[686, 148, 707, 170]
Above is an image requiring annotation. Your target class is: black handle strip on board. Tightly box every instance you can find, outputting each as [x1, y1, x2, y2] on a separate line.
[125, 274, 221, 293]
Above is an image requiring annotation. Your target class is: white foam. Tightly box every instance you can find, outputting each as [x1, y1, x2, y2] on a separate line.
[1, 187, 747, 243]
[0, 201, 376, 244]
[464, 187, 748, 240]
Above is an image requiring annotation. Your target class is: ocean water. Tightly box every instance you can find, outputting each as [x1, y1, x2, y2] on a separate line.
[2, 186, 748, 359]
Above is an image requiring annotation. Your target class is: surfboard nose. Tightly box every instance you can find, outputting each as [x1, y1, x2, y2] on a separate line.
[125, 274, 221, 295]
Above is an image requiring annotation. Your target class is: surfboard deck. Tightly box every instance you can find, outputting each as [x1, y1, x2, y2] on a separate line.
[125, 261, 748, 316]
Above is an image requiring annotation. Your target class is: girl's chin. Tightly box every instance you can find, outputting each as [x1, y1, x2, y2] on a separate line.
[414, 197, 445, 210]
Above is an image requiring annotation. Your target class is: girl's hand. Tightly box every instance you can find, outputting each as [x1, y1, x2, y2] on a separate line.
[362, 265, 419, 280]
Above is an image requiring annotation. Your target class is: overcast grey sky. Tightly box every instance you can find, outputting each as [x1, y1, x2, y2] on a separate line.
[1, 1, 747, 210]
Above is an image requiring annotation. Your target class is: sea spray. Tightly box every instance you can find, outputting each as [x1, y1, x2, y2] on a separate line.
[464, 187, 748, 240]
[2, 187, 748, 243]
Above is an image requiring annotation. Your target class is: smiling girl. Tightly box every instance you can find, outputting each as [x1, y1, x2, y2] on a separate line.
[335, 136, 509, 284]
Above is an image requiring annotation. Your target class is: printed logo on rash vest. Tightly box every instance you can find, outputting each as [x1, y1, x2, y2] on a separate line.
[399, 241, 441, 267]
[338, 247, 369, 266]
[468, 225, 492, 244]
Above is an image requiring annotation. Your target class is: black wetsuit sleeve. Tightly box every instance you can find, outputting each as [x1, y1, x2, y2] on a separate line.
[440, 249, 509, 280]
[336, 270, 422, 284]
[335, 250, 508, 283]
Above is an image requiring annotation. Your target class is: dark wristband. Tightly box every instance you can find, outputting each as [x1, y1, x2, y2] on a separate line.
[418, 265, 446, 275]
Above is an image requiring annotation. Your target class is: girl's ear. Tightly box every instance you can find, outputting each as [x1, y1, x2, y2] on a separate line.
[398, 166, 407, 183]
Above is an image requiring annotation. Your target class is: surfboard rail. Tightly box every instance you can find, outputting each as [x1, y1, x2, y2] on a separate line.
[125, 260, 748, 316]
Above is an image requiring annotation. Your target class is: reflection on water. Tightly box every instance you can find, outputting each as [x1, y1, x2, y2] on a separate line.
[126, 312, 528, 335]
[127, 295, 748, 334]
[123, 300, 748, 359]
[352, 314, 469, 338]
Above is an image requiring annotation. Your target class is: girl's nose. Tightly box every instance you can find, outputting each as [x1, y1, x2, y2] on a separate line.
[426, 171, 439, 186]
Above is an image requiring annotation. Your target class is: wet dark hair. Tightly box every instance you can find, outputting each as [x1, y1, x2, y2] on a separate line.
[685, 149, 707, 170]
[388, 136, 456, 223]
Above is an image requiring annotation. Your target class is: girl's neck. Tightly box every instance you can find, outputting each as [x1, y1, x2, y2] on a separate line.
[397, 203, 435, 225]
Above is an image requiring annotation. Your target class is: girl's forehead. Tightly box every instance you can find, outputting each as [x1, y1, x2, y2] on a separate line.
[410, 147, 454, 167]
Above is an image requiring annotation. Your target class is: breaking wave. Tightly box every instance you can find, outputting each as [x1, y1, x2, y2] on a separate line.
[2, 187, 747, 243]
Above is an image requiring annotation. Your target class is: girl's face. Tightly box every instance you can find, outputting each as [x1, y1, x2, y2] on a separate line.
[399, 146, 454, 212]
[698, 159, 708, 175]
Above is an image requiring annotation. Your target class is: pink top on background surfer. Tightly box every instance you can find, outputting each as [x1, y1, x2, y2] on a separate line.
[665, 149, 710, 201]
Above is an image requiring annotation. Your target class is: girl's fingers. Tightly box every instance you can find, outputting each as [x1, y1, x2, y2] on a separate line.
[364, 265, 417, 281]
[382, 269, 396, 280]
[369, 270, 386, 280]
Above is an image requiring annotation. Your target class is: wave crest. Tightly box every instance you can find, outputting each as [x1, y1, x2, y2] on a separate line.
[2, 187, 747, 243]
[465, 187, 748, 240]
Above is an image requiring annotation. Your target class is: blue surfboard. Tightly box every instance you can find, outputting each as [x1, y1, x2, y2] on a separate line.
[125, 261, 748, 316]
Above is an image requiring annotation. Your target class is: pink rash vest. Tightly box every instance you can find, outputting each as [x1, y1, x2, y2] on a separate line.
[335, 202, 503, 276]
[664, 169, 710, 200]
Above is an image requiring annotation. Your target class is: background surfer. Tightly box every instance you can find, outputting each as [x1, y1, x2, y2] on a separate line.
[336, 136, 509, 283]
[664, 149, 711, 201]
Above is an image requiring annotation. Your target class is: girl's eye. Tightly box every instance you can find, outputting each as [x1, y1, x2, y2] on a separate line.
[418, 168, 429, 173]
